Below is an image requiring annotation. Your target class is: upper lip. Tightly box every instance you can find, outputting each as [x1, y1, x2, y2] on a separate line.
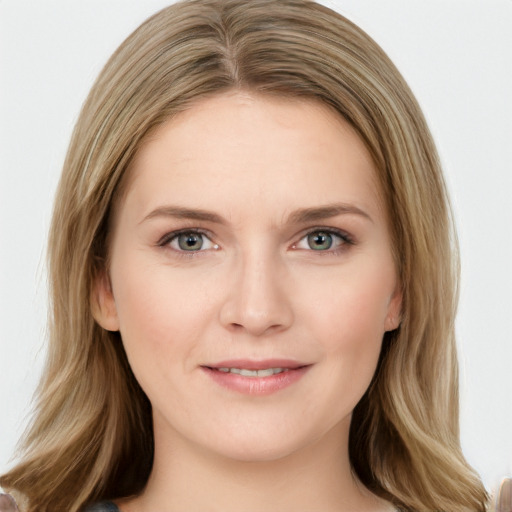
[204, 359, 309, 370]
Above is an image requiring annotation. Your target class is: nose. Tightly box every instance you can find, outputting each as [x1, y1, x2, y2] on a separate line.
[219, 250, 294, 337]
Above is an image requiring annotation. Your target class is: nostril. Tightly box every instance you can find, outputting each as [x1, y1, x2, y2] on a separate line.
[218, 271, 294, 335]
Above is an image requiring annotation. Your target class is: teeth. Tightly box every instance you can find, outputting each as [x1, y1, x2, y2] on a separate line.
[216, 367, 288, 377]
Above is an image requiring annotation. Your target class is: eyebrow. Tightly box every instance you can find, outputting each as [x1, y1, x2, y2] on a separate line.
[141, 206, 227, 225]
[141, 202, 372, 225]
[286, 203, 373, 224]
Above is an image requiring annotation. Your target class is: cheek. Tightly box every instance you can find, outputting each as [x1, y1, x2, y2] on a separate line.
[298, 267, 392, 385]
[110, 260, 216, 376]
[303, 268, 392, 342]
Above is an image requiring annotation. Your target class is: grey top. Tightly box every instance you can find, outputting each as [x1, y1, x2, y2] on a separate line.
[84, 503, 120, 512]
[82, 501, 402, 512]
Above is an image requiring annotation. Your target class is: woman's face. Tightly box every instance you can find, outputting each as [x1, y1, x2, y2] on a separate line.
[94, 91, 401, 462]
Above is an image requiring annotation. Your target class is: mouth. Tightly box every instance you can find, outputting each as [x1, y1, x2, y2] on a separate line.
[213, 367, 292, 377]
[201, 360, 311, 395]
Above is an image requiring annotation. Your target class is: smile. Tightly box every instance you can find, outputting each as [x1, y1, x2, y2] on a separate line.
[201, 360, 311, 395]
[216, 367, 289, 377]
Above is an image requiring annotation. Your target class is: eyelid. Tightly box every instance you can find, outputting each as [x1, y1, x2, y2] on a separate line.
[291, 227, 354, 251]
[157, 228, 219, 252]
[156, 226, 353, 255]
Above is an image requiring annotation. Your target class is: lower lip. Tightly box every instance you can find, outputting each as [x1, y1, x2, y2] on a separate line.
[201, 366, 310, 395]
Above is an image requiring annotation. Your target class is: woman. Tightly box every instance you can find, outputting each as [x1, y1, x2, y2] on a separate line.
[0, 0, 490, 510]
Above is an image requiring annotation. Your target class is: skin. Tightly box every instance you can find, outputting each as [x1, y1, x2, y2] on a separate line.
[94, 91, 401, 512]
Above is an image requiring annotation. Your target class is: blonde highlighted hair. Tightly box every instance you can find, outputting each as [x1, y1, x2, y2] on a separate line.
[1, 1, 488, 510]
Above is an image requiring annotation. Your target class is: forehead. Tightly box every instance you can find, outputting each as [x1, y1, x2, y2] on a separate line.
[119, 91, 385, 226]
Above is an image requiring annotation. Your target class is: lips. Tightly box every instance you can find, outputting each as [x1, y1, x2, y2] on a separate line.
[216, 367, 289, 377]
[205, 359, 307, 371]
[201, 359, 311, 395]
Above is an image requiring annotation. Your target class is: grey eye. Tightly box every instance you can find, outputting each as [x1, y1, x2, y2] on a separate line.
[307, 231, 333, 250]
[177, 232, 204, 251]
[164, 230, 218, 253]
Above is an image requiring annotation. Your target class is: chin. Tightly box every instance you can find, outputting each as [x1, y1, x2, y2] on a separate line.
[215, 444, 302, 464]
[199, 425, 327, 464]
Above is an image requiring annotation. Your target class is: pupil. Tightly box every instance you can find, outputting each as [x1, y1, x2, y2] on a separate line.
[308, 232, 332, 250]
[179, 233, 203, 251]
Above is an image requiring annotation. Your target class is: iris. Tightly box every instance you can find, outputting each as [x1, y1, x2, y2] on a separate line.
[178, 232, 204, 251]
[307, 231, 333, 250]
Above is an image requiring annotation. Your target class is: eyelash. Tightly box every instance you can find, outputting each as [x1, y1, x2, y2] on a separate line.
[293, 227, 354, 255]
[157, 228, 217, 257]
[157, 227, 355, 257]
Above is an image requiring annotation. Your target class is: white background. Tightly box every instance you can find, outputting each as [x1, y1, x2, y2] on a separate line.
[1, 0, 511, 495]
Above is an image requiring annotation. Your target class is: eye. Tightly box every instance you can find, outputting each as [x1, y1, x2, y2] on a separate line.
[293, 229, 351, 251]
[163, 231, 218, 252]
[306, 231, 334, 250]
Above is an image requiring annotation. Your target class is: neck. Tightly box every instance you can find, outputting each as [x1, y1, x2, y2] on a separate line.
[120, 417, 389, 512]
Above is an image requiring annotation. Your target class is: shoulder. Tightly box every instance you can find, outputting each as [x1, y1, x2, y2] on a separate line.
[84, 502, 120, 512]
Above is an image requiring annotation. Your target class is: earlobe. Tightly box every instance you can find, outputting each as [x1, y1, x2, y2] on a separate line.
[91, 271, 120, 332]
[385, 286, 403, 332]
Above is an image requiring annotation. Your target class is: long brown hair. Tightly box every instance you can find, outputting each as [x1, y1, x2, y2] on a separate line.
[1, 1, 488, 510]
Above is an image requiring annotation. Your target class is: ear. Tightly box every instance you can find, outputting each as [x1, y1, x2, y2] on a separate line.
[384, 284, 403, 332]
[91, 270, 120, 331]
